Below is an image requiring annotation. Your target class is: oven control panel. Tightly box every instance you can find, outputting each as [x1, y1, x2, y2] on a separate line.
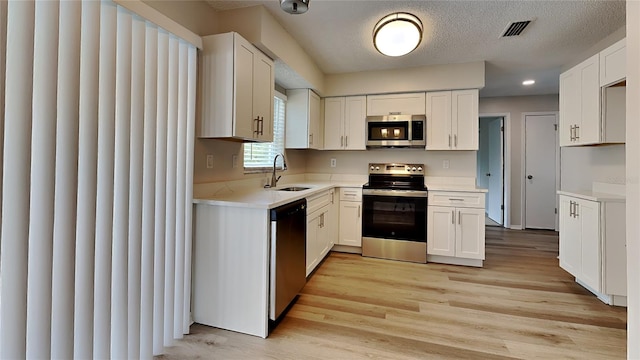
[368, 163, 424, 174]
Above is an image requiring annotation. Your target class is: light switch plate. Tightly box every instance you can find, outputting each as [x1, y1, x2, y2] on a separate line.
[206, 154, 214, 169]
[443, 160, 450, 169]
[232, 155, 238, 168]
[330, 158, 337, 167]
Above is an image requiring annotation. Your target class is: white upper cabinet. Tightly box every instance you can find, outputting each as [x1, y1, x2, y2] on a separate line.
[323, 96, 366, 150]
[199, 32, 274, 142]
[285, 89, 322, 149]
[366, 92, 426, 115]
[560, 39, 626, 147]
[426, 89, 478, 150]
[600, 38, 626, 87]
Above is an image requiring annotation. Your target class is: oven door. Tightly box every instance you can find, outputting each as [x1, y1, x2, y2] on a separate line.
[362, 189, 427, 242]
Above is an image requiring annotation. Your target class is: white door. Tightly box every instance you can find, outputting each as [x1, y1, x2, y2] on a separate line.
[524, 114, 557, 229]
[487, 117, 503, 224]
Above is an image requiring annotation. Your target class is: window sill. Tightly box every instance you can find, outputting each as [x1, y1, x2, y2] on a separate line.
[244, 167, 285, 174]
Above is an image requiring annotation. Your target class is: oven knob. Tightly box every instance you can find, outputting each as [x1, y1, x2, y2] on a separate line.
[375, 166, 380, 170]
[417, 166, 423, 172]
[370, 166, 374, 171]
[412, 167, 417, 171]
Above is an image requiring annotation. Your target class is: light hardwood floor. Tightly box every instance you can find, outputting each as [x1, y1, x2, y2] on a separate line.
[160, 227, 626, 359]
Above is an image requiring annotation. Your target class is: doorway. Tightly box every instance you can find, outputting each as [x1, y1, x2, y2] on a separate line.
[523, 112, 559, 230]
[477, 116, 504, 227]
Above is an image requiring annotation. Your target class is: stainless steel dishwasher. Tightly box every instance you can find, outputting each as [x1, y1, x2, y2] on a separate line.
[269, 198, 307, 321]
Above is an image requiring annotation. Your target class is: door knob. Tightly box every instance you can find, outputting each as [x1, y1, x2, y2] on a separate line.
[527, 175, 533, 180]
[486, 173, 491, 177]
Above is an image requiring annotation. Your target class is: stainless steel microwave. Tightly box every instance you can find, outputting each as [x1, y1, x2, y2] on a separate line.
[365, 114, 426, 148]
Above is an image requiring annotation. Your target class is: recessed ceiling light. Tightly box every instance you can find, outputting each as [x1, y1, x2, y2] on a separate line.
[522, 79, 535, 86]
[373, 12, 423, 57]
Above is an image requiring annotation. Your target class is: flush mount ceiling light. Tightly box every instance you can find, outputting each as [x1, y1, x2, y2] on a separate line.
[522, 79, 535, 85]
[373, 12, 423, 57]
[280, 0, 309, 14]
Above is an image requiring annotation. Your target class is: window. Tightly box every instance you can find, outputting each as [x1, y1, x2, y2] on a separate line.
[243, 91, 287, 171]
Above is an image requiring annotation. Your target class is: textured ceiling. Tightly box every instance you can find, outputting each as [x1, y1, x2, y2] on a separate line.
[205, 0, 625, 97]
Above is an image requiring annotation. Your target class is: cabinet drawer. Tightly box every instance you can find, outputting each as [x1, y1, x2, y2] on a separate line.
[428, 191, 485, 208]
[340, 187, 362, 202]
[307, 190, 333, 214]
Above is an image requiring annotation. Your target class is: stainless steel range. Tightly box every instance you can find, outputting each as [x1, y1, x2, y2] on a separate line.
[362, 163, 428, 263]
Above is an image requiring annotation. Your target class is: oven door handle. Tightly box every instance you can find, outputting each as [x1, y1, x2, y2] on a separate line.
[362, 189, 428, 198]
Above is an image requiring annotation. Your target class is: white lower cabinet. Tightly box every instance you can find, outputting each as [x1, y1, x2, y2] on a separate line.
[306, 189, 336, 276]
[558, 194, 626, 305]
[337, 188, 362, 247]
[427, 191, 485, 267]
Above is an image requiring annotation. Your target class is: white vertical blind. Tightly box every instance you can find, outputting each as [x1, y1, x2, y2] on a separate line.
[164, 35, 178, 347]
[0, 1, 197, 358]
[141, 22, 158, 360]
[0, 1, 35, 357]
[153, 29, 169, 356]
[74, 1, 100, 358]
[128, 14, 145, 360]
[26, 1, 58, 358]
[51, 1, 81, 358]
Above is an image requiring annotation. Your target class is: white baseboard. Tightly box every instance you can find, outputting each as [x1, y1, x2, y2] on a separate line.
[509, 225, 523, 230]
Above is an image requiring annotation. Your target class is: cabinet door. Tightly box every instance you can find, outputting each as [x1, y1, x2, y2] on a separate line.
[344, 96, 367, 150]
[451, 89, 478, 150]
[339, 201, 362, 246]
[318, 210, 331, 259]
[579, 199, 601, 291]
[425, 91, 452, 150]
[323, 97, 345, 150]
[234, 40, 255, 139]
[559, 69, 578, 146]
[577, 54, 600, 145]
[426, 206, 455, 257]
[455, 207, 485, 259]
[253, 52, 274, 142]
[306, 214, 320, 276]
[600, 38, 626, 87]
[559, 196, 581, 277]
[309, 90, 322, 149]
[366, 92, 426, 116]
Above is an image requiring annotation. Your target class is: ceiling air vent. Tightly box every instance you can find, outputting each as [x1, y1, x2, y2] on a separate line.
[501, 20, 531, 37]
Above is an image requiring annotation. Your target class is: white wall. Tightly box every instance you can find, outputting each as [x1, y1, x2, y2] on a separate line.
[479, 95, 559, 227]
[324, 61, 485, 97]
[561, 145, 626, 191]
[626, 1, 639, 358]
[305, 150, 476, 178]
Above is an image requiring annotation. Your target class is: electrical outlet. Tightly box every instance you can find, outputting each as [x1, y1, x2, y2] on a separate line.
[443, 160, 450, 169]
[206, 154, 214, 169]
[232, 155, 238, 168]
[330, 158, 337, 168]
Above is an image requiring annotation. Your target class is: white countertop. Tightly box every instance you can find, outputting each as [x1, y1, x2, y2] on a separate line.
[426, 184, 488, 193]
[558, 182, 626, 202]
[557, 189, 626, 202]
[194, 181, 488, 209]
[193, 181, 362, 209]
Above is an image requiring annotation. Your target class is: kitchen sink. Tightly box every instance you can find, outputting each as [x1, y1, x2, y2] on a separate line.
[277, 186, 310, 192]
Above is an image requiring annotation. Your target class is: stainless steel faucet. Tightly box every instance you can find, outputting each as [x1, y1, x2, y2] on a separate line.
[268, 153, 287, 188]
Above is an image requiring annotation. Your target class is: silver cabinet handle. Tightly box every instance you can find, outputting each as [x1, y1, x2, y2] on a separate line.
[452, 210, 455, 224]
[458, 211, 461, 224]
[358, 205, 360, 218]
[570, 125, 574, 141]
[340, 135, 344, 147]
[309, 133, 313, 145]
[575, 125, 579, 141]
[449, 198, 464, 201]
[574, 202, 579, 218]
[449, 135, 452, 147]
[454, 134, 458, 147]
[345, 136, 348, 148]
